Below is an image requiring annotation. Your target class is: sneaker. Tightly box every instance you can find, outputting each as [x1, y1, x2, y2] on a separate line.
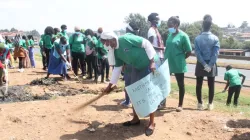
[106, 78, 110, 82]
[82, 76, 87, 79]
[207, 103, 214, 111]
[20, 69, 24, 72]
[17, 69, 21, 72]
[197, 103, 204, 110]
[176, 107, 183, 112]
[120, 100, 130, 107]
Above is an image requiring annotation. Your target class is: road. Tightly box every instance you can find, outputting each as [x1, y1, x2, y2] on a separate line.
[186, 64, 250, 86]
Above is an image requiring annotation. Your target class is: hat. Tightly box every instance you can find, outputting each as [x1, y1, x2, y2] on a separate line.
[101, 32, 117, 40]
[148, 13, 159, 22]
[75, 26, 81, 31]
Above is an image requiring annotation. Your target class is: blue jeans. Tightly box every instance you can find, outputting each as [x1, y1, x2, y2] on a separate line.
[124, 72, 131, 104]
[29, 47, 35, 67]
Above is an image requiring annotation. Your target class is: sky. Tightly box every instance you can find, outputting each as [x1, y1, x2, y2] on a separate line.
[0, 0, 249, 33]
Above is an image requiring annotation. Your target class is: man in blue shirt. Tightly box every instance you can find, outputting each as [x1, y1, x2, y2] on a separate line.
[194, 15, 220, 111]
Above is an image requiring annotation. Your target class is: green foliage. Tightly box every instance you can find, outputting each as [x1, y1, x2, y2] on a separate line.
[10, 28, 18, 32]
[124, 13, 149, 38]
[243, 41, 250, 49]
[221, 37, 244, 49]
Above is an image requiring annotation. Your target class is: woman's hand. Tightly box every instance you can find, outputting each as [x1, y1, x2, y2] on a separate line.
[149, 60, 156, 74]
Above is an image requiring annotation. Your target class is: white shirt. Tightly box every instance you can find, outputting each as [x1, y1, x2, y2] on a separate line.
[148, 27, 164, 58]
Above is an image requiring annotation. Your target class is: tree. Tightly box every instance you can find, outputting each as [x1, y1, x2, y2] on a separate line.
[0, 29, 9, 32]
[240, 21, 248, 29]
[180, 23, 190, 32]
[243, 41, 250, 49]
[221, 37, 244, 49]
[10, 28, 18, 32]
[227, 24, 235, 28]
[124, 13, 149, 38]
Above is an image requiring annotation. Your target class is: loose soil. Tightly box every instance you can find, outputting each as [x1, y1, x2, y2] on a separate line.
[0, 65, 249, 140]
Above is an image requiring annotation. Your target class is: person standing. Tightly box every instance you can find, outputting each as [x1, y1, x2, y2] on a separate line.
[69, 26, 86, 77]
[85, 29, 98, 83]
[97, 27, 110, 81]
[28, 35, 36, 68]
[39, 34, 47, 70]
[165, 16, 192, 112]
[147, 13, 166, 109]
[43, 26, 54, 70]
[61, 25, 69, 43]
[101, 31, 157, 136]
[194, 15, 220, 111]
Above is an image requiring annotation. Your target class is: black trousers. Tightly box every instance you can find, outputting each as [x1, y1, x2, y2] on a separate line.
[105, 58, 110, 79]
[99, 58, 109, 81]
[86, 54, 98, 80]
[227, 85, 241, 106]
[44, 48, 51, 68]
[18, 57, 24, 69]
[175, 73, 185, 106]
[42, 54, 46, 68]
[72, 52, 86, 76]
[196, 76, 215, 104]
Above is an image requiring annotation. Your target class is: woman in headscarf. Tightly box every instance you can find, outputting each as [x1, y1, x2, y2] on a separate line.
[194, 15, 220, 111]
[46, 36, 71, 80]
[0, 43, 10, 85]
[101, 31, 157, 136]
[28, 35, 36, 68]
[165, 16, 192, 112]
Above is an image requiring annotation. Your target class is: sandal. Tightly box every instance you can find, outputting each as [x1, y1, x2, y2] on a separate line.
[145, 123, 156, 136]
[123, 120, 140, 127]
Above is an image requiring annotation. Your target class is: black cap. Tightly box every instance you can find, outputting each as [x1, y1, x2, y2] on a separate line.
[61, 24, 67, 29]
[148, 13, 159, 22]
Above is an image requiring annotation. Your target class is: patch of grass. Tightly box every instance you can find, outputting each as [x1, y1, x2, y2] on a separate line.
[35, 53, 42, 61]
[171, 82, 250, 117]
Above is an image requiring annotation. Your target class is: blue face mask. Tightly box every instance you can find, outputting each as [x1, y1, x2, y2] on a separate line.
[156, 21, 161, 27]
[63, 30, 67, 33]
[168, 28, 176, 34]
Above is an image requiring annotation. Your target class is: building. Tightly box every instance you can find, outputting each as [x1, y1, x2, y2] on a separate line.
[220, 49, 250, 57]
[0, 31, 24, 39]
[236, 33, 250, 42]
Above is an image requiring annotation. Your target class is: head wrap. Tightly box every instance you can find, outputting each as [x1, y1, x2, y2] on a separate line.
[75, 26, 81, 31]
[100, 32, 117, 40]
[127, 22, 139, 32]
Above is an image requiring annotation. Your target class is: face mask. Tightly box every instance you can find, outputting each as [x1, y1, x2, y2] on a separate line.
[63, 30, 67, 33]
[168, 27, 176, 34]
[157, 21, 161, 27]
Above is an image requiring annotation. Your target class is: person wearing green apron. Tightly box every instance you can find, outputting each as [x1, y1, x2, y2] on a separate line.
[69, 26, 86, 77]
[43, 26, 54, 70]
[165, 16, 192, 112]
[101, 32, 157, 136]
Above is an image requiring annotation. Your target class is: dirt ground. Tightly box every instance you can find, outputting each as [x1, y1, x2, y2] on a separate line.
[0, 65, 250, 140]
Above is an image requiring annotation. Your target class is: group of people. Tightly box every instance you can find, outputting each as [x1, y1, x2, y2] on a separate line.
[0, 12, 246, 136]
[0, 34, 36, 85]
[39, 25, 111, 83]
[100, 13, 246, 136]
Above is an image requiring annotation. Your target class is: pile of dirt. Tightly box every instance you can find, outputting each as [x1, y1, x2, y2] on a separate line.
[30, 78, 58, 86]
[0, 85, 33, 103]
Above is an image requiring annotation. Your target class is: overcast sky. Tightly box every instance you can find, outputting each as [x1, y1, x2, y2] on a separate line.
[0, 0, 249, 33]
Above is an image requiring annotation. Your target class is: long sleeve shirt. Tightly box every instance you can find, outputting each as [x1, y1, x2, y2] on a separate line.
[194, 32, 220, 67]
